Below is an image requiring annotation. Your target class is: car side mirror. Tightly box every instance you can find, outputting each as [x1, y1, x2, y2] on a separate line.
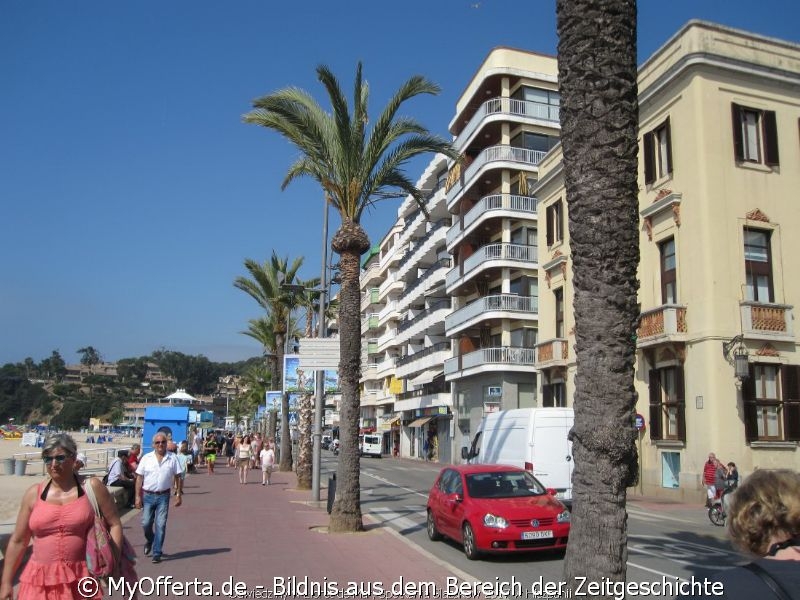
[460, 447, 469, 460]
[449, 493, 463, 504]
[546, 488, 557, 496]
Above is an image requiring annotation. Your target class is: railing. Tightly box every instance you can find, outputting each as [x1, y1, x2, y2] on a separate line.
[403, 258, 451, 300]
[446, 243, 537, 289]
[361, 313, 380, 331]
[397, 377, 449, 400]
[447, 194, 538, 247]
[458, 97, 560, 150]
[637, 305, 687, 339]
[445, 346, 537, 374]
[741, 302, 793, 336]
[448, 145, 546, 202]
[396, 342, 450, 368]
[398, 299, 452, 333]
[445, 294, 538, 331]
[398, 219, 448, 271]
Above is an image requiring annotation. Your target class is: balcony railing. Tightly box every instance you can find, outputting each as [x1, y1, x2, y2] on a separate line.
[741, 302, 794, 338]
[447, 194, 538, 247]
[397, 342, 450, 368]
[447, 145, 546, 204]
[398, 299, 452, 333]
[445, 294, 538, 332]
[402, 258, 451, 301]
[446, 243, 537, 289]
[397, 377, 449, 400]
[636, 305, 687, 341]
[398, 219, 448, 271]
[458, 97, 560, 150]
[444, 346, 537, 375]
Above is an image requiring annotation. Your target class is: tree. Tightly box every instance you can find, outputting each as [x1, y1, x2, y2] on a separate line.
[556, 0, 640, 586]
[77, 346, 102, 369]
[234, 252, 304, 472]
[244, 63, 456, 532]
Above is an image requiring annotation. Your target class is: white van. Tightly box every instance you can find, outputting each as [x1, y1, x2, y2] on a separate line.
[360, 434, 382, 458]
[462, 407, 574, 503]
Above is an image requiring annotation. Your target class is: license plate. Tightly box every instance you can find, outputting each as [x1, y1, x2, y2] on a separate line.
[522, 530, 554, 540]
[556, 491, 566, 499]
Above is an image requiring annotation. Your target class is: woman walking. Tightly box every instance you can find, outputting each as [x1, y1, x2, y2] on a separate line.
[237, 435, 252, 484]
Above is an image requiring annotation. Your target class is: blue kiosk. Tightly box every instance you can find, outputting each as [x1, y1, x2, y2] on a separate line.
[142, 406, 190, 455]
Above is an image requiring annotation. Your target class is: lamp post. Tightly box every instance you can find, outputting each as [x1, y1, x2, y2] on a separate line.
[312, 198, 329, 503]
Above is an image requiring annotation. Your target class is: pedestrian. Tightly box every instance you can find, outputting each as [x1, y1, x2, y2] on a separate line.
[704, 469, 800, 596]
[225, 432, 236, 467]
[0, 433, 122, 600]
[134, 432, 183, 564]
[191, 429, 203, 466]
[237, 435, 252, 484]
[260, 442, 275, 486]
[170, 441, 188, 496]
[423, 438, 430, 462]
[251, 434, 262, 469]
[74, 452, 87, 473]
[127, 443, 141, 472]
[203, 433, 219, 475]
[703, 452, 722, 507]
[107, 449, 136, 508]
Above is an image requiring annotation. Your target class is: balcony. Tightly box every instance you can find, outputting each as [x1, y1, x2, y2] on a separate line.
[446, 294, 538, 337]
[396, 220, 448, 282]
[361, 261, 381, 287]
[378, 300, 400, 327]
[447, 194, 538, 250]
[446, 243, 538, 294]
[741, 302, 794, 342]
[375, 356, 399, 377]
[360, 288, 380, 312]
[396, 342, 450, 379]
[394, 299, 451, 345]
[397, 258, 451, 312]
[444, 346, 536, 380]
[636, 305, 688, 348]
[447, 145, 546, 208]
[361, 313, 380, 334]
[535, 339, 569, 369]
[456, 97, 560, 153]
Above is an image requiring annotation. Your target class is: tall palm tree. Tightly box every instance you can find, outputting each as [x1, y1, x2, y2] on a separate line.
[244, 63, 456, 532]
[234, 251, 304, 471]
[241, 316, 279, 387]
[556, 0, 640, 585]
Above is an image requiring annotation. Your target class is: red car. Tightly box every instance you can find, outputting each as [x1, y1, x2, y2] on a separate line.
[426, 464, 570, 560]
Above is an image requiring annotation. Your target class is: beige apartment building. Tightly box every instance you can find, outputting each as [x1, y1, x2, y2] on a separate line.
[534, 21, 800, 499]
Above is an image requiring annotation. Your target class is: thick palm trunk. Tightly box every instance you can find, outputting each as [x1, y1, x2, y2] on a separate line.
[296, 392, 313, 489]
[557, 0, 640, 586]
[329, 221, 369, 532]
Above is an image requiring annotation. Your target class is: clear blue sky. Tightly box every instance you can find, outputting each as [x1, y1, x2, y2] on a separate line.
[2, 1, 798, 366]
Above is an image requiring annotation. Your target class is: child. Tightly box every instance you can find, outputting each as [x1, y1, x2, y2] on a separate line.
[260, 442, 275, 486]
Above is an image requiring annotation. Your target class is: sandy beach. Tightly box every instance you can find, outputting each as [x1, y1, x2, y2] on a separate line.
[0, 433, 142, 524]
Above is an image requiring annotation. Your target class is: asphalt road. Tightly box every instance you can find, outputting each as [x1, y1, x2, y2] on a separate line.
[321, 453, 744, 599]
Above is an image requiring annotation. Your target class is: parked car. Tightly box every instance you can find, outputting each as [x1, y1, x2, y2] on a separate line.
[426, 464, 570, 560]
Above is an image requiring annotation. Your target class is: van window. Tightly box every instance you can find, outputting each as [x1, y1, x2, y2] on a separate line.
[364, 435, 380, 445]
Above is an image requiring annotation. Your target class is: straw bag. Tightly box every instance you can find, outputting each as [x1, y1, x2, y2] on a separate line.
[84, 480, 138, 579]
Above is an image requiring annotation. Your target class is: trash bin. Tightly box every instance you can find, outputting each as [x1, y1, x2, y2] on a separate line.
[326, 473, 337, 514]
[14, 458, 28, 476]
[2, 458, 14, 475]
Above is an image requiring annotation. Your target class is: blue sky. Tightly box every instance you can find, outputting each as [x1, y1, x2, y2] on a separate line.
[2, 1, 798, 367]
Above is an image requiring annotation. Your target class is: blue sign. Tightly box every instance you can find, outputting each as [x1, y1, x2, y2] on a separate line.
[635, 413, 646, 432]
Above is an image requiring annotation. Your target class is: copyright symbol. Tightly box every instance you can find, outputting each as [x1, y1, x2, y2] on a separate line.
[77, 577, 99, 598]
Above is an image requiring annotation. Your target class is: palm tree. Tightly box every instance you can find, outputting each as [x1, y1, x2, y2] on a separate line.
[244, 63, 456, 532]
[556, 0, 640, 586]
[241, 316, 279, 386]
[234, 251, 304, 471]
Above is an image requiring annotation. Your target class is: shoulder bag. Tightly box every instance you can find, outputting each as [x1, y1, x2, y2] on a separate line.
[84, 480, 138, 580]
[742, 562, 792, 600]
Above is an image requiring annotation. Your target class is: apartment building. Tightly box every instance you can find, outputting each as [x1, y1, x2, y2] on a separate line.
[443, 49, 561, 451]
[534, 21, 800, 499]
[360, 155, 453, 460]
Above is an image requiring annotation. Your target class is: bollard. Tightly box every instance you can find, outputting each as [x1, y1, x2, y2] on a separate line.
[326, 473, 337, 514]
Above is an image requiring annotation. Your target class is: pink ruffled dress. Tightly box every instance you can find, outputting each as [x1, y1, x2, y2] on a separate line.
[18, 484, 101, 600]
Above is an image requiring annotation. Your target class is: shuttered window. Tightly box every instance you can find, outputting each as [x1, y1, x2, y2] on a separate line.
[732, 103, 780, 166]
[648, 366, 686, 442]
[743, 364, 800, 442]
[643, 117, 673, 184]
[545, 199, 563, 247]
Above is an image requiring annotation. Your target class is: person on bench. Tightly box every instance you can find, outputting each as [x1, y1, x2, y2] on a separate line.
[107, 449, 136, 508]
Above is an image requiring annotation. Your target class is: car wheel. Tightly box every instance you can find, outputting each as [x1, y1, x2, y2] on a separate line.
[462, 522, 480, 560]
[426, 510, 442, 541]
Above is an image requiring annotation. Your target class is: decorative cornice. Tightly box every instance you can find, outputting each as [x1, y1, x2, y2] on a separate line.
[641, 191, 682, 241]
[756, 344, 780, 357]
[746, 208, 770, 223]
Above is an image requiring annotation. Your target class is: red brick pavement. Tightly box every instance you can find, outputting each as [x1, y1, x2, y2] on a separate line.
[121, 462, 468, 598]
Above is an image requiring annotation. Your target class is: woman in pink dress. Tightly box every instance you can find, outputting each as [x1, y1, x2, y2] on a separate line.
[0, 433, 123, 600]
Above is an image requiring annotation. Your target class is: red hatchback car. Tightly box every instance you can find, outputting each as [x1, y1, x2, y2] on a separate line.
[426, 464, 570, 560]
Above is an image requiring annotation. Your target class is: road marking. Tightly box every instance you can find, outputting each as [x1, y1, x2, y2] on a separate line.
[627, 561, 687, 581]
[627, 507, 705, 525]
[367, 507, 424, 533]
[361, 470, 428, 498]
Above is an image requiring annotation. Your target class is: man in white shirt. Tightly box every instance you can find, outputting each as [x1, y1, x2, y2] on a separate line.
[135, 433, 183, 564]
[108, 449, 135, 508]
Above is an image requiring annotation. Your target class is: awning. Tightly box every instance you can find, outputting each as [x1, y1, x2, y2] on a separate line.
[408, 416, 434, 428]
[408, 369, 441, 387]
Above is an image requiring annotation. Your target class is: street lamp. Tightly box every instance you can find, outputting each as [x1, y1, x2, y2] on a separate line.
[722, 334, 750, 381]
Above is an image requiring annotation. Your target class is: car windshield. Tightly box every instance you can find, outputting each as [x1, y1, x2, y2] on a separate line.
[465, 471, 547, 499]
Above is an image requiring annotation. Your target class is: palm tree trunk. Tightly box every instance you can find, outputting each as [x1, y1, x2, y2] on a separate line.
[329, 221, 368, 532]
[557, 0, 640, 586]
[296, 393, 313, 489]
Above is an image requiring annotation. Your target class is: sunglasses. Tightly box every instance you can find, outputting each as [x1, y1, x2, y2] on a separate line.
[43, 454, 70, 465]
[153, 440, 167, 445]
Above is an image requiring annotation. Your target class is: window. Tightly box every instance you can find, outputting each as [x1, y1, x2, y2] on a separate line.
[743, 364, 800, 442]
[648, 366, 686, 442]
[542, 382, 566, 407]
[546, 199, 564, 246]
[510, 327, 537, 348]
[732, 103, 780, 166]
[510, 227, 537, 246]
[744, 228, 773, 303]
[643, 118, 673, 184]
[511, 85, 560, 121]
[511, 131, 559, 154]
[554, 288, 565, 339]
[659, 238, 677, 304]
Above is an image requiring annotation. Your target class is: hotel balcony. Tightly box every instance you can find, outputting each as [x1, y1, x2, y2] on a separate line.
[362, 261, 381, 288]
[378, 272, 404, 301]
[454, 96, 560, 154]
[395, 377, 452, 413]
[444, 346, 536, 381]
[396, 342, 451, 380]
[445, 294, 538, 337]
[741, 302, 794, 343]
[377, 300, 401, 328]
[635, 305, 688, 349]
[361, 313, 380, 335]
[447, 194, 538, 252]
[534, 339, 569, 369]
[446, 243, 538, 295]
[446, 145, 546, 210]
[360, 287, 380, 312]
[394, 299, 451, 347]
[376, 326, 400, 352]
[375, 356, 399, 378]
[396, 219, 448, 283]
[396, 258, 451, 313]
